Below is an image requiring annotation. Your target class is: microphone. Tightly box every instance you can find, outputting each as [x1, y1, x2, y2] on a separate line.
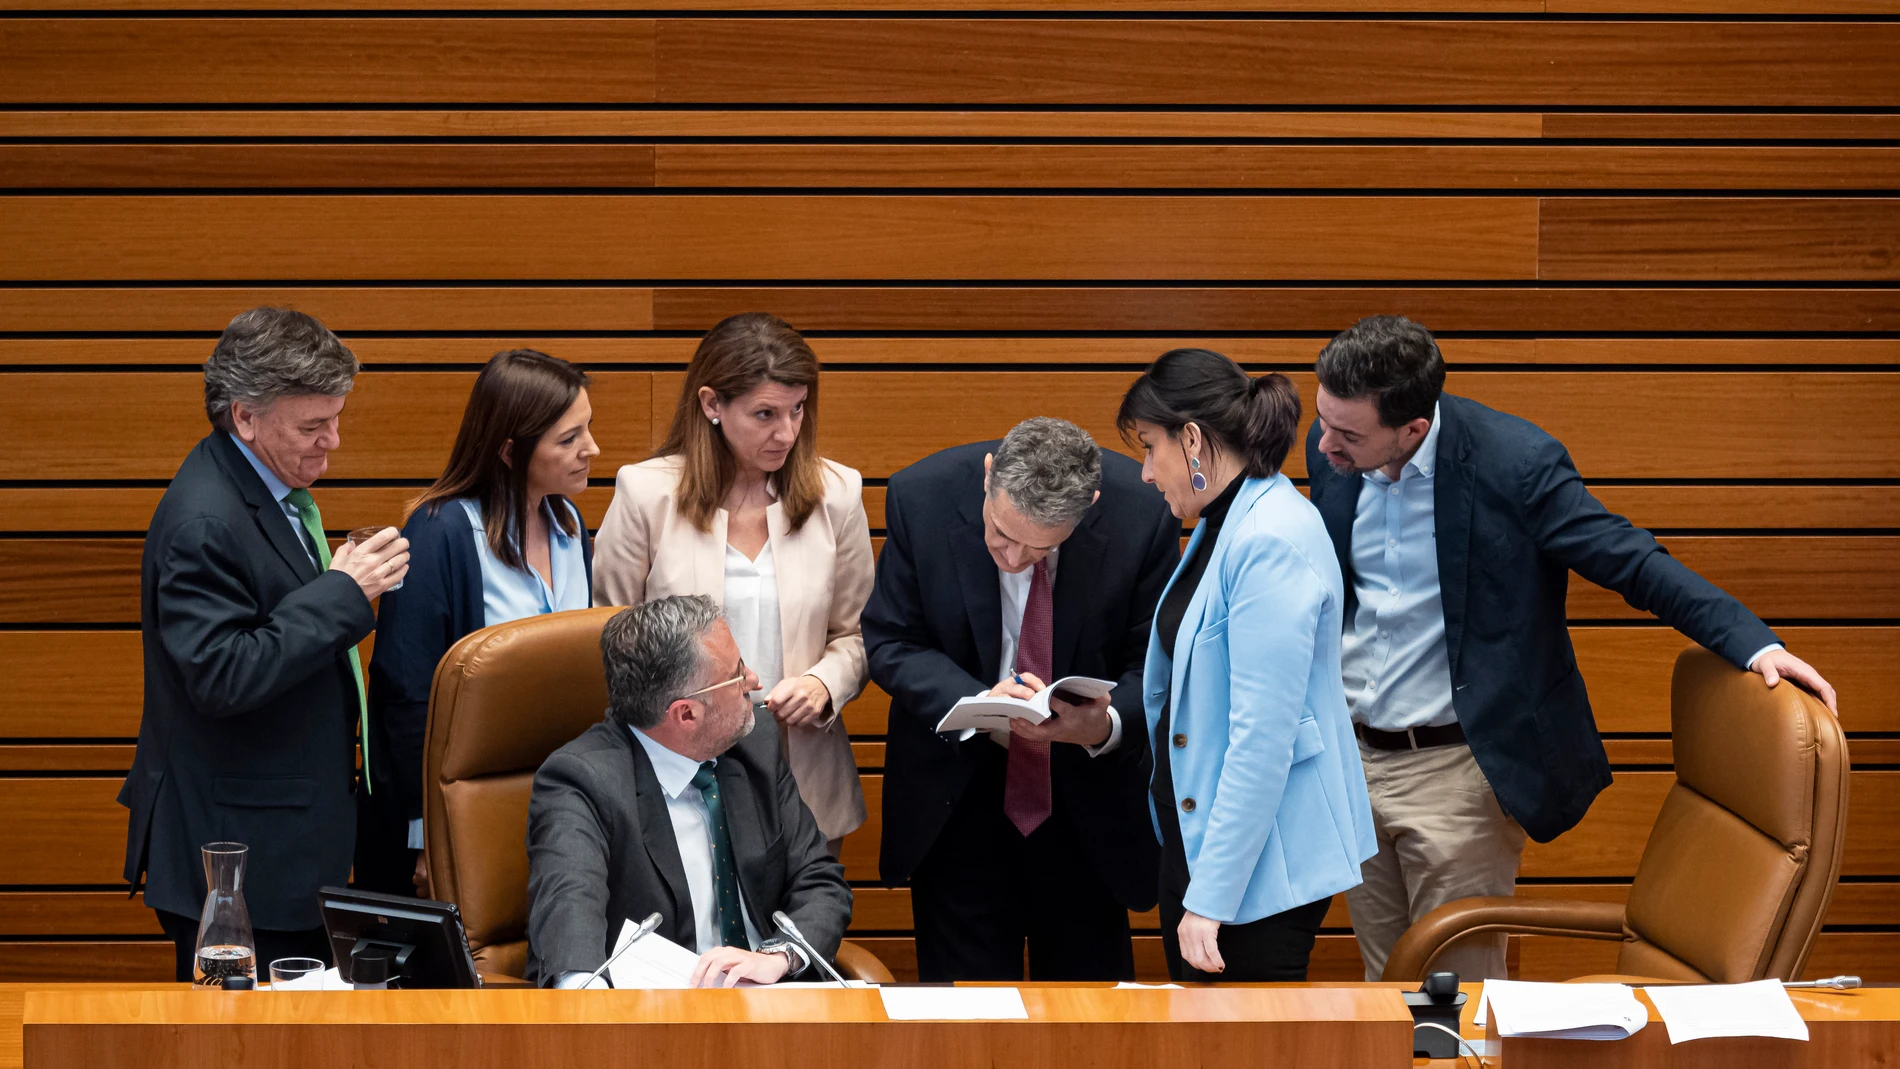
[772, 911, 850, 987]
[1785, 975, 1860, 990]
[578, 911, 664, 990]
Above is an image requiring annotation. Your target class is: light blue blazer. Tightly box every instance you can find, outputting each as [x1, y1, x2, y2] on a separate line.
[1143, 473, 1377, 925]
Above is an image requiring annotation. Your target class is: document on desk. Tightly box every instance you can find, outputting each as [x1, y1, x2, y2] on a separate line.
[605, 919, 700, 989]
[878, 986, 1029, 1020]
[1642, 980, 1809, 1044]
[1475, 980, 1647, 1040]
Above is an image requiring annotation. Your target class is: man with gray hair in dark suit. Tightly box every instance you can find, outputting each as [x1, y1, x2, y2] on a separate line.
[526, 595, 851, 987]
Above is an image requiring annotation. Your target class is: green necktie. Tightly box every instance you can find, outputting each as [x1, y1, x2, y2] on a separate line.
[689, 762, 748, 949]
[285, 488, 371, 795]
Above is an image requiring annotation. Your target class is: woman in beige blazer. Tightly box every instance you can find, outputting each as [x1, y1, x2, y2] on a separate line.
[593, 313, 872, 849]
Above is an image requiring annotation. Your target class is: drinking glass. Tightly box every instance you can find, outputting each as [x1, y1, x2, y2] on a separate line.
[347, 525, 404, 591]
[270, 957, 326, 988]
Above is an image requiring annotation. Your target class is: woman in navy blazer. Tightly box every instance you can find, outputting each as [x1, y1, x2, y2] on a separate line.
[356, 349, 600, 896]
[1118, 349, 1376, 981]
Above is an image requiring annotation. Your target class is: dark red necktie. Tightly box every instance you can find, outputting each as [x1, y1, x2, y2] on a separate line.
[1004, 559, 1054, 837]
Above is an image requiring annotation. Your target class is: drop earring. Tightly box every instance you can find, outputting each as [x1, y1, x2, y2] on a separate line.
[1189, 456, 1207, 492]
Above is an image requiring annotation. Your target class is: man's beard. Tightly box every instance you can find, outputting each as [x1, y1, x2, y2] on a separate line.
[1326, 454, 1370, 477]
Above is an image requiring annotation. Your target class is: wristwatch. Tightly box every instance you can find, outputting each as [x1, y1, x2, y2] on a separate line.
[756, 938, 809, 977]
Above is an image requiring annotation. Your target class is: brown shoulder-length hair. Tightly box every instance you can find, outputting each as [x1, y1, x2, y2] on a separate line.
[409, 349, 589, 570]
[656, 313, 824, 533]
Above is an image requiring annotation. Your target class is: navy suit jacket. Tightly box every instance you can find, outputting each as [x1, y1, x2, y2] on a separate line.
[367, 499, 592, 822]
[1305, 393, 1780, 843]
[862, 441, 1180, 910]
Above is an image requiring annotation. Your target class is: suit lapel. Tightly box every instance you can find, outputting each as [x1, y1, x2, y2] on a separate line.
[1433, 401, 1477, 679]
[699, 510, 730, 607]
[625, 735, 693, 942]
[1312, 461, 1357, 591]
[207, 434, 318, 584]
[953, 497, 1004, 684]
[1050, 511, 1106, 678]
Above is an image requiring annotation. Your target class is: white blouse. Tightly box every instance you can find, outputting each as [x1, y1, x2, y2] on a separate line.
[722, 542, 786, 701]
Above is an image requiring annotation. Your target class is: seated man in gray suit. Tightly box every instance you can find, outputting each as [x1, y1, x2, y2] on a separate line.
[526, 595, 852, 987]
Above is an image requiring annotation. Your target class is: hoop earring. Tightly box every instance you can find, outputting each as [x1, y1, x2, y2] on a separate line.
[1189, 455, 1207, 493]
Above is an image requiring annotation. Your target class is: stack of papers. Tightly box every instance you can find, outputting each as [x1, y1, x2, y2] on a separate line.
[1643, 980, 1809, 1044]
[604, 919, 703, 989]
[1476, 980, 1647, 1040]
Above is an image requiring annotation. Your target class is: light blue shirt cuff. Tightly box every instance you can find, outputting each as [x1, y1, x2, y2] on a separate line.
[1085, 706, 1123, 758]
[1745, 644, 1785, 671]
[407, 818, 424, 851]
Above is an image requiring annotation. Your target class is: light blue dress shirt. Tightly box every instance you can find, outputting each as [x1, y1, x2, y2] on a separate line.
[459, 498, 591, 627]
[1340, 405, 1456, 733]
[228, 434, 316, 569]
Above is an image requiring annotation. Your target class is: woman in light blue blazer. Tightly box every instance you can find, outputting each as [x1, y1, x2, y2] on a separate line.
[1118, 349, 1376, 981]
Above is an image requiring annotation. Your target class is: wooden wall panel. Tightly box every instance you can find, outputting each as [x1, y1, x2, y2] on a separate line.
[4, 0, 1896, 986]
[1542, 199, 1900, 282]
[0, 19, 657, 104]
[0, 196, 1538, 282]
[654, 21, 1900, 106]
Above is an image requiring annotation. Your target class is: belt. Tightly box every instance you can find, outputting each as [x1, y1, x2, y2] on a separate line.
[1354, 721, 1466, 752]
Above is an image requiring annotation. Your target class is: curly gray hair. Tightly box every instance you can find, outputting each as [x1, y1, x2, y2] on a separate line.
[600, 596, 725, 731]
[988, 417, 1103, 528]
[203, 307, 360, 432]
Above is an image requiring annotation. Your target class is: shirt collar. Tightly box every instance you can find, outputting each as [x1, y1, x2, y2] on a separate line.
[228, 433, 294, 504]
[1362, 401, 1442, 485]
[630, 725, 707, 800]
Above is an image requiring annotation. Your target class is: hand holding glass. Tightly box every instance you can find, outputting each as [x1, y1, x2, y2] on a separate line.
[347, 526, 404, 591]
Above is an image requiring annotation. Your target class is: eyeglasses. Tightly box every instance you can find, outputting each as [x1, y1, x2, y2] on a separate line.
[679, 661, 749, 702]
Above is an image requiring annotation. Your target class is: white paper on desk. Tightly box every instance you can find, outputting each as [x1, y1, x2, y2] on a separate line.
[1642, 980, 1809, 1044]
[605, 919, 701, 989]
[1114, 982, 1184, 989]
[771, 980, 879, 989]
[879, 986, 1029, 1020]
[1476, 980, 1647, 1040]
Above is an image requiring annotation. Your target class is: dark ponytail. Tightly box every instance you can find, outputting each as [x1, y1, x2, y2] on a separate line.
[1117, 348, 1302, 479]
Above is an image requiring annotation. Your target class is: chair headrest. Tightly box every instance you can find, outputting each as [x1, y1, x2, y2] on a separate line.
[1670, 647, 1827, 849]
[431, 606, 622, 782]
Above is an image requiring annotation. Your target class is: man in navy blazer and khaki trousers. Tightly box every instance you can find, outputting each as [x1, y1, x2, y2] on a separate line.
[1304, 316, 1839, 982]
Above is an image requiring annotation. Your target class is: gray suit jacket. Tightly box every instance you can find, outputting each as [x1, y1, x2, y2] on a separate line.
[524, 716, 851, 986]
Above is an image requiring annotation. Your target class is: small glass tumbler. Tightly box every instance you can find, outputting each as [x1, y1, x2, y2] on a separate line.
[269, 957, 325, 988]
[346, 526, 404, 591]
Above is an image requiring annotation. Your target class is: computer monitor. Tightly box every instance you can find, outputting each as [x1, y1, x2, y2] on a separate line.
[318, 886, 483, 989]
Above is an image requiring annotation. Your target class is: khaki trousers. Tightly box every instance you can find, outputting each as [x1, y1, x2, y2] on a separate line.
[1347, 740, 1527, 982]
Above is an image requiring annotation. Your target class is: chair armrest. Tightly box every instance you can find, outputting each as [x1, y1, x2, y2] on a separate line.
[1382, 897, 1628, 982]
[835, 939, 896, 984]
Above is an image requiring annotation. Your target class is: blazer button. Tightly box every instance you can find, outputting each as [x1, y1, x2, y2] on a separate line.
[1172, 733, 1187, 749]
[1181, 798, 1196, 813]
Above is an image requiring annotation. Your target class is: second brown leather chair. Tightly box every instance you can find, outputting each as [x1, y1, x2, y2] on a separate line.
[1383, 647, 1847, 983]
[421, 606, 891, 983]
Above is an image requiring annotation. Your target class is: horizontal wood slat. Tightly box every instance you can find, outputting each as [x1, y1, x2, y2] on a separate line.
[5, 534, 1893, 625]
[9, 625, 1892, 742]
[6, 0, 1898, 14]
[650, 287, 1900, 333]
[4, 772, 1893, 897]
[0, 895, 160, 937]
[0, 110, 1555, 140]
[0, 196, 1539, 281]
[1542, 199, 1900, 282]
[3, 286, 1893, 334]
[6, 479, 1900, 534]
[4, 337, 1900, 369]
[0, 19, 657, 105]
[1543, 113, 1900, 141]
[653, 20, 1900, 106]
[0, 945, 172, 986]
[11, 145, 1900, 191]
[8, 371, 1891, 481]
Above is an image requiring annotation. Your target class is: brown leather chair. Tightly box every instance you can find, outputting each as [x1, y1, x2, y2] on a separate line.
[1383, 647, 1847, 984]
[421, 606, 891, 983]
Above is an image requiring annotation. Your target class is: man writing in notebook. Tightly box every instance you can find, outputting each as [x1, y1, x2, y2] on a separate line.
[864, 417, 1181, 981]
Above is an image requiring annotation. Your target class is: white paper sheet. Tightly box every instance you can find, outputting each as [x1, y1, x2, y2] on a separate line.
[1643, 980, 1810, 1044]
[1475, 980, 1647, 1040]
[878, 986, 1029, 1020]
[1113, 982, 1185, 990]
[605, 919, 702, 989]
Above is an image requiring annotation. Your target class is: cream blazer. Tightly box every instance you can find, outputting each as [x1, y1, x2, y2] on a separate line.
[591, 454, 872, 840]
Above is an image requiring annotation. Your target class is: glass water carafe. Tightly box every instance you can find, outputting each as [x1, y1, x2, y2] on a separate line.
[194, 842, 256, 987]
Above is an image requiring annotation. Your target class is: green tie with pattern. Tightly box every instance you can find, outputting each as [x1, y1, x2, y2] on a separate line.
[285, 488, 371, 795]
[689, 761, 748, 949]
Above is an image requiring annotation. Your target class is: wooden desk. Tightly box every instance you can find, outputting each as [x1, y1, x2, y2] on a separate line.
[19, 984, 1414, 1069]
[1486, 987, 1900, 1068]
